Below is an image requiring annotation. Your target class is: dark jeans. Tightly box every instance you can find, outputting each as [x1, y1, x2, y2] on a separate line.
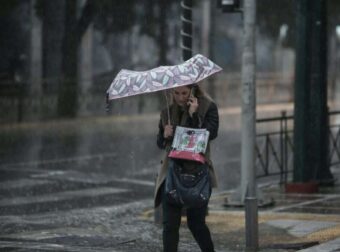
[162, 191, 215, 252]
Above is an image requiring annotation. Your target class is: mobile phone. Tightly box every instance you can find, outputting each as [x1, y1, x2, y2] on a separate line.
[187, 85, 198, 109]
[190, 85, 198, 98]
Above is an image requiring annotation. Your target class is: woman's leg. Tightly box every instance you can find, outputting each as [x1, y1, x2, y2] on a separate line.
[162, 197, 182, 252]
[186, 204, 215, 252]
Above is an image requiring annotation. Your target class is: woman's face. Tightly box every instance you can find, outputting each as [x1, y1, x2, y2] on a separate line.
[173, 86, 191, 107]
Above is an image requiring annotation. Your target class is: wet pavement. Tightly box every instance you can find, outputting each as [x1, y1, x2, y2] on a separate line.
[1, 104, 340, 251]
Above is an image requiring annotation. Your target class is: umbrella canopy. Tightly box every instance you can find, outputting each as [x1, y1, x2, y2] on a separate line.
[106, 54, 222, 100]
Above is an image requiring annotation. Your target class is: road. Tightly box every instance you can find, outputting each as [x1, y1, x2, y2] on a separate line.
[0, 104, 292, 251]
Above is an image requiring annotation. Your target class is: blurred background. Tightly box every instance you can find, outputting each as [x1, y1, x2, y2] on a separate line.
[0, 0, 339, 122]
[2, 2, 340, 250]
[1, 0, 340, 191]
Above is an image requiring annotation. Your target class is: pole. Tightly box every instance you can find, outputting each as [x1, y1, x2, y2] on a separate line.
[293, 0, 333, 186]
[201, 0, 216, 98]
[241, 0, 258, 249]
[309, 0, 333, 184]
[201, 0, 211, 57]
[293, 0, 311, 183]
[181, 0, 193, 60]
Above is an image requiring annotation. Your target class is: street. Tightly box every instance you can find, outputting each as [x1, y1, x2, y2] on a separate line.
[0, 108, 235, 251]
[0, 104, 294, 251]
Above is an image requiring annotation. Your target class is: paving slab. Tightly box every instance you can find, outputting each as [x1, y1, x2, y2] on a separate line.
[297, 238, 340, 252]
[265, 219, 339, 237]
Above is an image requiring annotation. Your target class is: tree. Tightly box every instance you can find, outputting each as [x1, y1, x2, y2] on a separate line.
[257, 0, 340, 49]
[0, 0, 25, 78]
[58, 0, 95, 117]
[328, 0, 340, 35]
[257, 0, 295, 48]
[40, 1, 65, 94]
[36, 0, 137, 117]
[34, 0, 182, 117]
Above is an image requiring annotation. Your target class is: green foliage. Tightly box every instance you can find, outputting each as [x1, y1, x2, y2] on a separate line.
[34, 0, 43, 19]
[328, 0, 340, 30]
[257, 0, 340, 48]
[138, 0, 178, 37]
[139, 0, 157, 37]
[93, 0, 137, 34]
[0, 0, 20, 16]
[257, 0, 295, 47]
[35, 0, 138, 35]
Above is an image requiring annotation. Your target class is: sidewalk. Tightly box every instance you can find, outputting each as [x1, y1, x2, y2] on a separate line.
[141, 170, 340, 252]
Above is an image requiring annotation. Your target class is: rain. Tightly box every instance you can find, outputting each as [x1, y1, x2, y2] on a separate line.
[1, 0, 340, 251]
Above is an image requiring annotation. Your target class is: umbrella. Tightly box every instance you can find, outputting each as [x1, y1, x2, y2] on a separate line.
[106, 54, 222, 101]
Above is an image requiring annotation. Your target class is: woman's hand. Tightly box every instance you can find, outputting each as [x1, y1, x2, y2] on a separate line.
[187, 96, 198, 117]
[164, 124, 174, 138]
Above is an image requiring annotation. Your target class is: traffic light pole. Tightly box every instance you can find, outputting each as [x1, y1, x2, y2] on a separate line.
[291, 0, 333, 190]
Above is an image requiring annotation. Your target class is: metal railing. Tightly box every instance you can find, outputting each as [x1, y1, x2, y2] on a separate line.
[255, 110, 340, 184]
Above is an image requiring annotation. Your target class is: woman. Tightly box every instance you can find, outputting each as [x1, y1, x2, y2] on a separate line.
[155, 84, 219, 252]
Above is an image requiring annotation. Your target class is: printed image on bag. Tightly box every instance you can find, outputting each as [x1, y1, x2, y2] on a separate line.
[168, 126, 210, 163]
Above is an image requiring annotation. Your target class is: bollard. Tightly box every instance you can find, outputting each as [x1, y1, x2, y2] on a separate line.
[245, 197, 258, 251]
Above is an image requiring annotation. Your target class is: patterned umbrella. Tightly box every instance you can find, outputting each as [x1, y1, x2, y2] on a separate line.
[106, 54, 222, 101]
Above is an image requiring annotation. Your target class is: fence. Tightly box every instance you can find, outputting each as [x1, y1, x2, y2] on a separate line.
[255, 110, 340, 184]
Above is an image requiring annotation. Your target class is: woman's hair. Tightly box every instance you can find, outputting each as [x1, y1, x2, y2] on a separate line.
[189, 84, 213, 101]
[169, 84, 211, 105]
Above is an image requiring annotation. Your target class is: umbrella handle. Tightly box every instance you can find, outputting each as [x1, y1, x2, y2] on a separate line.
[106, 93, 110, 114]
[163, 91, 171, 125]
[190, 84, 198, 98]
